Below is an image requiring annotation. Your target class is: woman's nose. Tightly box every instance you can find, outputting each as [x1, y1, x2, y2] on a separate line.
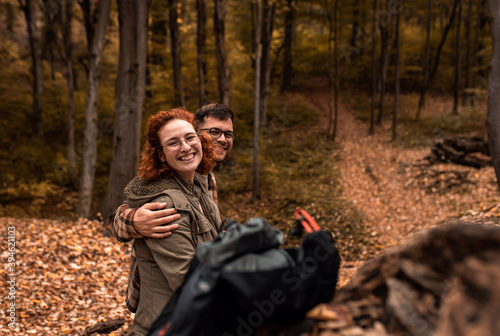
[179, 139, 191, 150]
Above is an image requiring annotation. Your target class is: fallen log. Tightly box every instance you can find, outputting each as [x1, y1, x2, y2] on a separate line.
[427, 137, 491, 168]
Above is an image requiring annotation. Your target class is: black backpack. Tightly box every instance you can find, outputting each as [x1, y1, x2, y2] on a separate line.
[148, 217, 341, 336]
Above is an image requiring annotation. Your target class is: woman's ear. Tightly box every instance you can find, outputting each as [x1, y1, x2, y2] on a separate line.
[158, 150, 166, 163]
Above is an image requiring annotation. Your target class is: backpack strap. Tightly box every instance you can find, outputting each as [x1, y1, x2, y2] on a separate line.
[290, 208, 321, 237]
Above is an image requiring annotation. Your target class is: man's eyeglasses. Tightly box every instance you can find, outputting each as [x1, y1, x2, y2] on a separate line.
[162, 133, 200, 151]
[200, 128, 236, 141]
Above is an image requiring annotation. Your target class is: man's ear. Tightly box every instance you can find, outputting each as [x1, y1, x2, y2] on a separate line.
[194, 119, 203, 132]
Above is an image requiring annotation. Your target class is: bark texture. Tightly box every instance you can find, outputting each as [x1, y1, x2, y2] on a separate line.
[169, 0, 185, 106]
[196, 0, 208, 106]
[281, 0, 295, 92]
[214, 0, 231, 106]
[487, 0, 500, 190]
[77, 0, 112, 217]
[20, 0, 44, 140]
[100, 0, 151, 219]
[63, 0, 77, 180]
[259, 0, 276, 127]
[252, 0, 262, 203]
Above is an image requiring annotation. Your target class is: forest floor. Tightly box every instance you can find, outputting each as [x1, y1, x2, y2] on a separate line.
[2, 80, 500, 335]
[303, 77, 500, 286]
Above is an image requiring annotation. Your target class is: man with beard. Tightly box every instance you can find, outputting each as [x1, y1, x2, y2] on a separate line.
[111, 103, 235, 312]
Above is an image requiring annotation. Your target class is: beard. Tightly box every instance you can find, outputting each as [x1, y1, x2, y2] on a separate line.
[213, 143, 229, 162]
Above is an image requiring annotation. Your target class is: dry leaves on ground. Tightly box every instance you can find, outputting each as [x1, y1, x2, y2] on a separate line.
[0, 217, 134, 335]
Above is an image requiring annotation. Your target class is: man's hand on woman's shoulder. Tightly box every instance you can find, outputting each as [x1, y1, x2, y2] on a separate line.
[133, 202, 181, 238]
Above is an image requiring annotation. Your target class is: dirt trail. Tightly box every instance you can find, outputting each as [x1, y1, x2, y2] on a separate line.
[305, 79, 499, 249]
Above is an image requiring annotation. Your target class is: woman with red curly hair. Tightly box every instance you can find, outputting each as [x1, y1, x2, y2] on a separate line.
[123, 108, 222, 336]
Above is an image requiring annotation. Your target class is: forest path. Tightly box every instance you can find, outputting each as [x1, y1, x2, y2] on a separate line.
[304, 77, 498, 248]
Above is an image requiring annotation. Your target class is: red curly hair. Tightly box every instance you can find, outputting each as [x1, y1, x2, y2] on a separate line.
[138, 108, 216, 181]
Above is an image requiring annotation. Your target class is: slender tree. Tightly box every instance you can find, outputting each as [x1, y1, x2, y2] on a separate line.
[281, 0, 296, 92]
[62, 0, 77, 180]
[350, 0, 360, 55]
[324, 0, 334, 139]
[420, 0, 432, 118]
[392, 4, 401, 142]
[453, 0, 462, 115]
[214, 0, 231, 106]
[196, 0, 208, 106]
[150, 0, 168, 67]
[417, 0, 459, 120]
[148, 1, 168, 99]
[252, 0, 262, 203]
[472, 0, 483, 93]
[5, 2, 16, 38]
[487, 0, 500, 190]
[77, 0, 112, 217]
[101, 0, 151, 220]
[169, 0, 185, 106]
[42, 0, 59, 80]
[259, 0, 276, 127]
[370, 0, 378, 135]
[19, 0, 44, 141]
[77, 0, 96, 53]
[463, 0, 474, 106]
[377, 0, 389, 125]
[324, 0, 338, 140]
[332, 0, 339, 140]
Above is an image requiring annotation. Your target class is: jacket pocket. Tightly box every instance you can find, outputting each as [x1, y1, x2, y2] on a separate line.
[196, 217, 213, 235]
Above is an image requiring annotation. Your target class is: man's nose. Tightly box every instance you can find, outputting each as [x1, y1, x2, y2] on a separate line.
[217, 133, 228, 143]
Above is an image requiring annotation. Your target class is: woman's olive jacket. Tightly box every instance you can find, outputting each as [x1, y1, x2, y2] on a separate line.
[124, 173, 222, 336]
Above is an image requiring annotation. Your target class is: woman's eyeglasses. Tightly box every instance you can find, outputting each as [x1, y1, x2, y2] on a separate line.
[162, 133, 200, 151]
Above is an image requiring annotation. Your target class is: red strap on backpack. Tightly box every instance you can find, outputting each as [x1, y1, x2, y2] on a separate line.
[294, 208, 321, 233]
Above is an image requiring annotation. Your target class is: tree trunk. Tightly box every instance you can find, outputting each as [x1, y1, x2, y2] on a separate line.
[472, 0, 483, 90]
[392, 7, 401, 142]
[370, 0, 377, 135]
[169, 0, 185, 106]
[77, 0, 95, 53]
[417, 0, 459, 119]
[475, 0, 488, 81]
[214, 0, 231, 106]
[350, 0, 360, 55]
[453, 0, 462, 115]
[417, 0, 432, 120]
[463, 0, 474, 106]
[77, 0, 112, 218]
[325, 0, 333, 139]
[63, 0, 77, 181]
[196, 0, 208, 106]
[101, 0, 151, 220]
[150, 0, 168, 67]
[259, 0, 276, 127]
[324, 0, 335, 139]
[377, 0, 389, 125]
[6, 2, 16, 38]
[281, 0, 295, 92]
[487, 0, 500, 190]
[333, 0, 339, 140]
[20, 0, 44, 141]
[42, 0, 58, 81]
[252, 0, 262, 203]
